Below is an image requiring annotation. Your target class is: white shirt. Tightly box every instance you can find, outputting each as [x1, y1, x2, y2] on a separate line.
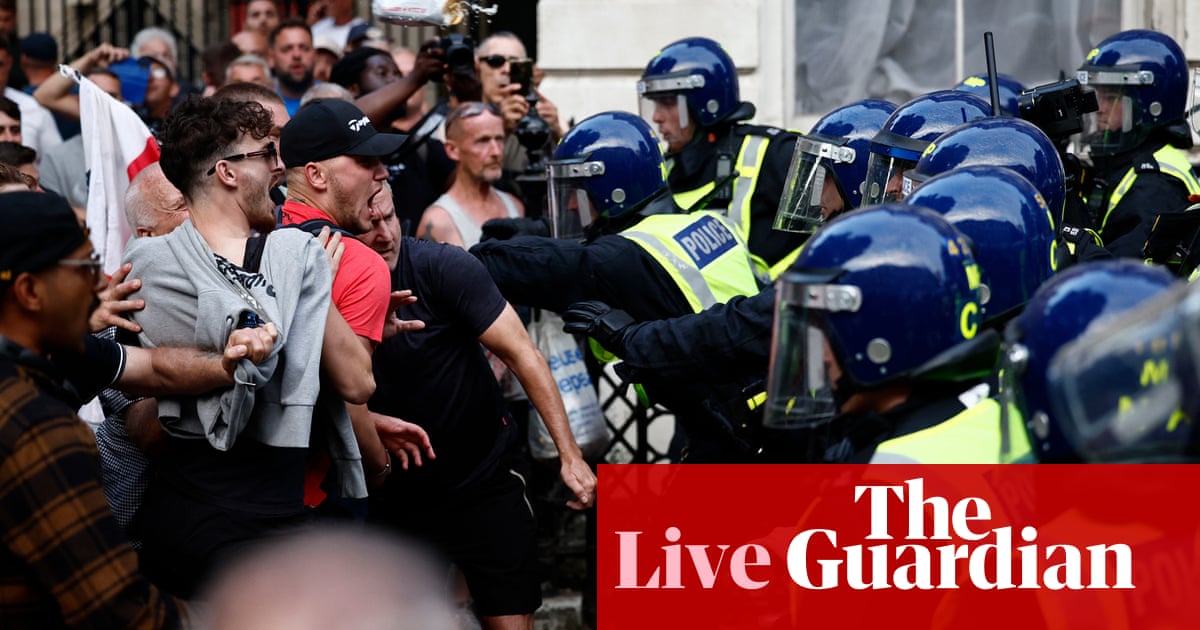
[4, 87, 63, 158]
[309, 16, 367, 54]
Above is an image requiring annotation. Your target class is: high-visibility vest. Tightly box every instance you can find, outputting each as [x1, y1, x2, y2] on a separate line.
[671, 132, 772, 275]
[869, 384, 1006, 464]
[619, 210, 763, 314]
[1100, 144, 1200, 232]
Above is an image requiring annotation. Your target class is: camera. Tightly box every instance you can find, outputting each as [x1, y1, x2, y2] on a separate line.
[438, 32, 477, 77]
[1017, 79, 1099, 143]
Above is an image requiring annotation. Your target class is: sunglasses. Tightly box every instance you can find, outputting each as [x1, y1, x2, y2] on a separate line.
[58, 251, 104, 282]
[207, 142, 278, 176]
[479, 54, 524, 69]
[457, 101, 499, 118]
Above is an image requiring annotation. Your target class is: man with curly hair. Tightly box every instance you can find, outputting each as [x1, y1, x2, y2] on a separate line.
[123, 95, 378, 597]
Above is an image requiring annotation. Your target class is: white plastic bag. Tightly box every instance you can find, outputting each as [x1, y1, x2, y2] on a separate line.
[526, 311, 610, 460]
[373, 0, 465, 27]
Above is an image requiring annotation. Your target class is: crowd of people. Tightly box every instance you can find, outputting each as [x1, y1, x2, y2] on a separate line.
[0, 0, 1198, 626]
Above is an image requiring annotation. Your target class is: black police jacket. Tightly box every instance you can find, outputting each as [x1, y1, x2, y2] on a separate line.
[1084, 139, 1195, 258]
[617, 286, 775, 384]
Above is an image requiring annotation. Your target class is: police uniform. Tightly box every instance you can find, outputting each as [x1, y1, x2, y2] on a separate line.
[668, 123, 803, 278]
[470, 197, 764, 462]
[1082, 139, 1200, 258]
[470, 201, 761, 321]
[854, 383, 1007, 464]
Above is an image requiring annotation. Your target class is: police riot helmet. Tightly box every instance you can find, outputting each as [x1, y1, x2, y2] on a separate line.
[904, 117, 1067, 228]
[953, 73, 1026, 117]
[1077, 29, 1188, 157]
[547, 111, 667, 238]
[775, 99, 897, 233]
[769, 205, 983, 412]
[904, 166, 1056, 325]
[1000, 260, 1177, 462]
[637, 37, 750, 140]
[861, 90, 992, 205]
[1045, 280, 1200, 462]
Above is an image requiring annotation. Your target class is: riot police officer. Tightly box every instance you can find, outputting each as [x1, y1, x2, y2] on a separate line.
[903, 116, 1108, 266]
[764, 205, 996, 462]
[860, 90, 991, 205]
[1041, 278, 1200, 462]
[637, 37, 801, 279]
[471, 111, 761, 319]
[1075, 29, 1200, 258]
[471, 111, 763, 461]
[905, 117, 1067, 227]
[846, 166, 1058, 464]
[999, 259, 1177, 462]
[560, 99, 896, 457]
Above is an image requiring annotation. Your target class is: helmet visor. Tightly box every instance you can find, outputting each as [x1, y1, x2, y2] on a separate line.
[764, 270, 860, 429]
[638, 94, 689, 155]
[1191, 67, 1200, 135]
[1076, 65, 1149, 156]
[638, 74, 698, 153]
[997, 339, 1037, 462]
[1046, 283, 1200, 462]
[861, 151, 916, 205]
[775, 134, 853, 233]
[547, 160, 601, 239]
[1078, 86, 1136, 155]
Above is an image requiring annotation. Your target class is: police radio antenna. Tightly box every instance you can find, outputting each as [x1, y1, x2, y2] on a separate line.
[984, 32, 1002, 117]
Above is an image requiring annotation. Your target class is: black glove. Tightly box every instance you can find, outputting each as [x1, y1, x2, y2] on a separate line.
[480, 216, 550, 242]
[562, 300, 635, 356]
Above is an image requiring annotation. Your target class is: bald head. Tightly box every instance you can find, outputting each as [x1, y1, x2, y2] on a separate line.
[203, 526, 457, 630]
[125, 162, 188, 238]
[232, 30, 269, 59]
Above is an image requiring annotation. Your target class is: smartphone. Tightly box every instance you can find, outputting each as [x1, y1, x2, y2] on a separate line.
[509, 59, 534, 97]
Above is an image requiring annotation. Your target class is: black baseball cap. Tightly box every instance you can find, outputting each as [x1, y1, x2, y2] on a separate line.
[0, 191, 89, 283]
[279, 99, 407, 168]
[20, 33, 58, 63]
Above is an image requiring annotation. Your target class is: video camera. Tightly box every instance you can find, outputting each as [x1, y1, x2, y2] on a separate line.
[440, 32, 476, 76]
[424, 32, 476, 81]
[1017, 79, 1099, 146]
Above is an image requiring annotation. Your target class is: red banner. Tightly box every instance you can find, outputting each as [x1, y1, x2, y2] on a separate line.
[597, 465, 1200, 629]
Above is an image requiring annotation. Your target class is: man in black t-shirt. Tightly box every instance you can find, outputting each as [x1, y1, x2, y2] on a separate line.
[358, 190, 595, 629]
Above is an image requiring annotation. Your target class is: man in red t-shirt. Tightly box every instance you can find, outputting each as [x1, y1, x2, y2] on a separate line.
[280, 98, 434, 500]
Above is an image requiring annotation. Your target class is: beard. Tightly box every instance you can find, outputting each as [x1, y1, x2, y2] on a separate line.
[244, 185, 278, 233]
[277, 68, 314, 92]
[329, 175, 374, 234]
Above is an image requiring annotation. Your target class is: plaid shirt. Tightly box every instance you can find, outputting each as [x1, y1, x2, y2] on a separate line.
[0, 354, 191, 629]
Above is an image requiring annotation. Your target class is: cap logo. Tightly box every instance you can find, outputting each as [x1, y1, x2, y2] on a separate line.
[348, 115, 372, 132]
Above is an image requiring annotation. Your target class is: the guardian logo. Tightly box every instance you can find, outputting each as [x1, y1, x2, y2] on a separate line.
[614, 477, 1134, 591]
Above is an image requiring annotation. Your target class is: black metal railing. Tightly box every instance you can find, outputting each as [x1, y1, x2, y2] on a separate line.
[595, 363, 675, 464]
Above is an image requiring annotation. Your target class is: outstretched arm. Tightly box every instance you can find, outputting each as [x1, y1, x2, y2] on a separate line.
[568, 287, 777, 383]
[116, 323, 279, 397]
[482, 304, 596, 510]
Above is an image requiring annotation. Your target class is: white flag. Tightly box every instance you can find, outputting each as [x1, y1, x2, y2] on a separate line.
[67, 65, 160, 274]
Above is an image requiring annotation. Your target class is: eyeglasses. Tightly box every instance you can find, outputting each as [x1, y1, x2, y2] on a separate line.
[58, 251, 103, 282]
[479, 54, 523, 69]
[207, 142, 278, 176]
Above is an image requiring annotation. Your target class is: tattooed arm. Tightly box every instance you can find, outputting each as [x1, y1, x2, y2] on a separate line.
[416, 205, 466, 248]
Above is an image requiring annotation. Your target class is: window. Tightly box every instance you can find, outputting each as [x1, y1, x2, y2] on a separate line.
[793, 0, 1122, 115]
